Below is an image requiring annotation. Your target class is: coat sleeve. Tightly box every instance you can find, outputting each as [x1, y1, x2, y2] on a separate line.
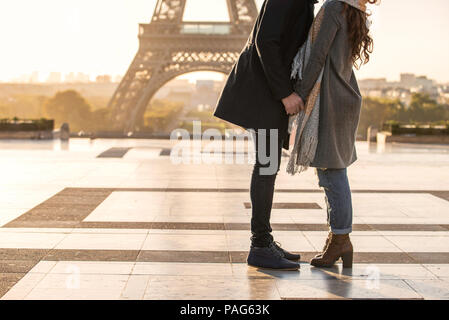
[297, 2, 341, 101]
[255, 0, 302, 101]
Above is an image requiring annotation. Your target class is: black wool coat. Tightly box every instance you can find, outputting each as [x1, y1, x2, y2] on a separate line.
[214, 0, 316, 143]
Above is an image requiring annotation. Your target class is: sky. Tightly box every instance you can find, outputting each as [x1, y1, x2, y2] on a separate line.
[0, 0, 448, 83]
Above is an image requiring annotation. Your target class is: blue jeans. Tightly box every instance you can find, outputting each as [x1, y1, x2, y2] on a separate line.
[316, 168, 353, 234]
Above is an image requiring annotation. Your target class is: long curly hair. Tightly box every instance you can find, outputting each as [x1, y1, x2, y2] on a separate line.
[342, 0, 378, 69]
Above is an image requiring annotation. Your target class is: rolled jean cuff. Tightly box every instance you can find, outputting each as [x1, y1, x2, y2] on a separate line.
[330, 226, 352, 235]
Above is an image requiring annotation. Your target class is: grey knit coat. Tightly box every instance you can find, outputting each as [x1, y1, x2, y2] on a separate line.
[296, 0, 363, 169]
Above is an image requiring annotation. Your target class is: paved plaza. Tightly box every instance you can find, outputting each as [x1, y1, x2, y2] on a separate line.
[1, 138, 449, 300]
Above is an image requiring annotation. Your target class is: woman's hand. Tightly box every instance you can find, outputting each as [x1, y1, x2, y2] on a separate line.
[282, 93, 305, 115]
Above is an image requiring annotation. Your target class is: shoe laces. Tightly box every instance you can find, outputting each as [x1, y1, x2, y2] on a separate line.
[268, 242, 284, 258]
[273, 241, 283, 249]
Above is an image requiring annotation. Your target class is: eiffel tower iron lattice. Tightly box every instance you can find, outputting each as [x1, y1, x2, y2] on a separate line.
[108, 0, 259, 132]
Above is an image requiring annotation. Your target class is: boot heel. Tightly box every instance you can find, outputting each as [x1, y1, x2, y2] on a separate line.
[342, 252, 353, 268]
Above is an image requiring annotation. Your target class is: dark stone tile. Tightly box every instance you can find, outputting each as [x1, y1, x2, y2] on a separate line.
[3, 220, 79, 228]
[0, 249, 49, 261]
[150, 222, 225, 230]
[408, 252, 449, 264]
[159, 148, 171, 156]
[354, 252, 415, 264]
[0, 273, 26, 298]
[369, 224, 448, 232]
[244, 202, 321, 209]
[272, 224, 300, 231]
[13, 207, 93, 221]
[225, 223, 250, 230]
[233, 252, 423, 264]
[60, 188, 114, 194]
[298, 252, 321, 263]
[296, 224, 329, 231]
[79, 222, 154, 229]
[138, 250, 230, 263]
[44, 250, 139, 262]
[3, 188, 112, 228]
[430, 191, 449, 202]
[352, 224, 375, 231]
[229, 251, 248, 263]
[115, 188, 167, 192]
[0, 260, 39, 273]
[97, 147, 131, 158]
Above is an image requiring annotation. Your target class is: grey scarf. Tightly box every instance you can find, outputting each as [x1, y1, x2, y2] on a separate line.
[286, 0, 367, 175]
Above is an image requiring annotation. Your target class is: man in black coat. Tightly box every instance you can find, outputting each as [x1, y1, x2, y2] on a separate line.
[214, 0, 316, 270]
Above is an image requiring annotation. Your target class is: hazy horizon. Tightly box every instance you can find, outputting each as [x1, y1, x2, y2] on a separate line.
[1, 0, 448, 84]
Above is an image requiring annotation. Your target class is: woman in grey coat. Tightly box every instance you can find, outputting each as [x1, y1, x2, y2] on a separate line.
[290, 0, 378, 268]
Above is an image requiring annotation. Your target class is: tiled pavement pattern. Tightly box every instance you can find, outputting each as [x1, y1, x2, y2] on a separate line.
[1, 139, 449, 299]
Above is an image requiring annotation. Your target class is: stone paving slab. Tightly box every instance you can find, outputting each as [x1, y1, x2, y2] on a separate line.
[1, 140, 449, 300]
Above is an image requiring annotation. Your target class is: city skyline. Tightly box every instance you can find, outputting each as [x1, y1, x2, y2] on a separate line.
[0, 0, 449, 83]
[5, 70, 448, 86]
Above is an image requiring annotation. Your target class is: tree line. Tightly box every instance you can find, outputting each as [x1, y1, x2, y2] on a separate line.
[1, 89, 448, 135]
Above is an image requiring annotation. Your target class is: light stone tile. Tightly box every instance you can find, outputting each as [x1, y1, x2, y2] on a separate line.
[49, 261, 135, 275]
[378, 231, 449, 237]
[1, 273, 47, 300]
[25, 288, 123, 300]
[132, 262, 233, 276]
[0, 232, 67, 249]
[29, 261, 57, 274]
[276, 279, 423, 300]
[423, 264, 449, 278]
[120, 275, 150, 300]
[225, 230, 315, 252]
[153, 215, 225, 223]
[344, 264, 438, 280]
[405, 279, 449, 300]
[232, 263, 438, 281]
[303, 233, 402, 252]
[148, 229, 226, 235]
[143, 276, 281, 300]
[84, 191, 168, 222]
[71, 228, 149, 234]
[0, 228, 74, 234]
[142, 233, 228, 251]
[385, 235, 449, 252]
[123, 149, 160, 159]
[359, 216, 449, 225]
[54, 233, 147, 250]
[33, 273, 130, 291]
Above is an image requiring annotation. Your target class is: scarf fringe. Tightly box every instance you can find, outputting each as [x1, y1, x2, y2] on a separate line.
[286, 135, 318, 175]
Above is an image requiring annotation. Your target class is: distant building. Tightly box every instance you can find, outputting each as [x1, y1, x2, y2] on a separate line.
[30, 71, 40, 83]
[64, 72, 77, 83]
[196, 80, 214, 91]
[96, 75, 112, 83]
[75, 72, 90, 83]
[113, 75, 123, 83]
[359, 73, 443, 107]
[63, 72, 91, 83]
[47, 72, 62, 83]
[400, 73, 416, 88]
[359, 78, 388, 90]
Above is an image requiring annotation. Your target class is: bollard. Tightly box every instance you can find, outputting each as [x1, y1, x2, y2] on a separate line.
[60, 123, 70, 141]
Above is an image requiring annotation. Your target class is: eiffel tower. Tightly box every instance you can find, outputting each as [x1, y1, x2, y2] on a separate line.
[108, 0, 259, 132]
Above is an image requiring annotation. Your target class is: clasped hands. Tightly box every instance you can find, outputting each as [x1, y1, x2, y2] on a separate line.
[282, 93, 305, 116]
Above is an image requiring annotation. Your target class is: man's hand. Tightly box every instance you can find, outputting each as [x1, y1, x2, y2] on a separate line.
[282, 93, 304, 116]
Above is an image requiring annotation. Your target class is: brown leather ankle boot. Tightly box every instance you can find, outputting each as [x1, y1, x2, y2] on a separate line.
[313, 231, 332, 258]
[310, 233, 353, 268]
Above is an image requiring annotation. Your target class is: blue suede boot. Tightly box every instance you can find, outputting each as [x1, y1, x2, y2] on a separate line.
[247, 243, 300, 270]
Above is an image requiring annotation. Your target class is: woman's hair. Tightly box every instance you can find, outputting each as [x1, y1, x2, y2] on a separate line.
[342, 0, 379, 69]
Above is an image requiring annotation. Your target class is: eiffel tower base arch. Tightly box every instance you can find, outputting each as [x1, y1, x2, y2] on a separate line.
[107, 0, 258, 133]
